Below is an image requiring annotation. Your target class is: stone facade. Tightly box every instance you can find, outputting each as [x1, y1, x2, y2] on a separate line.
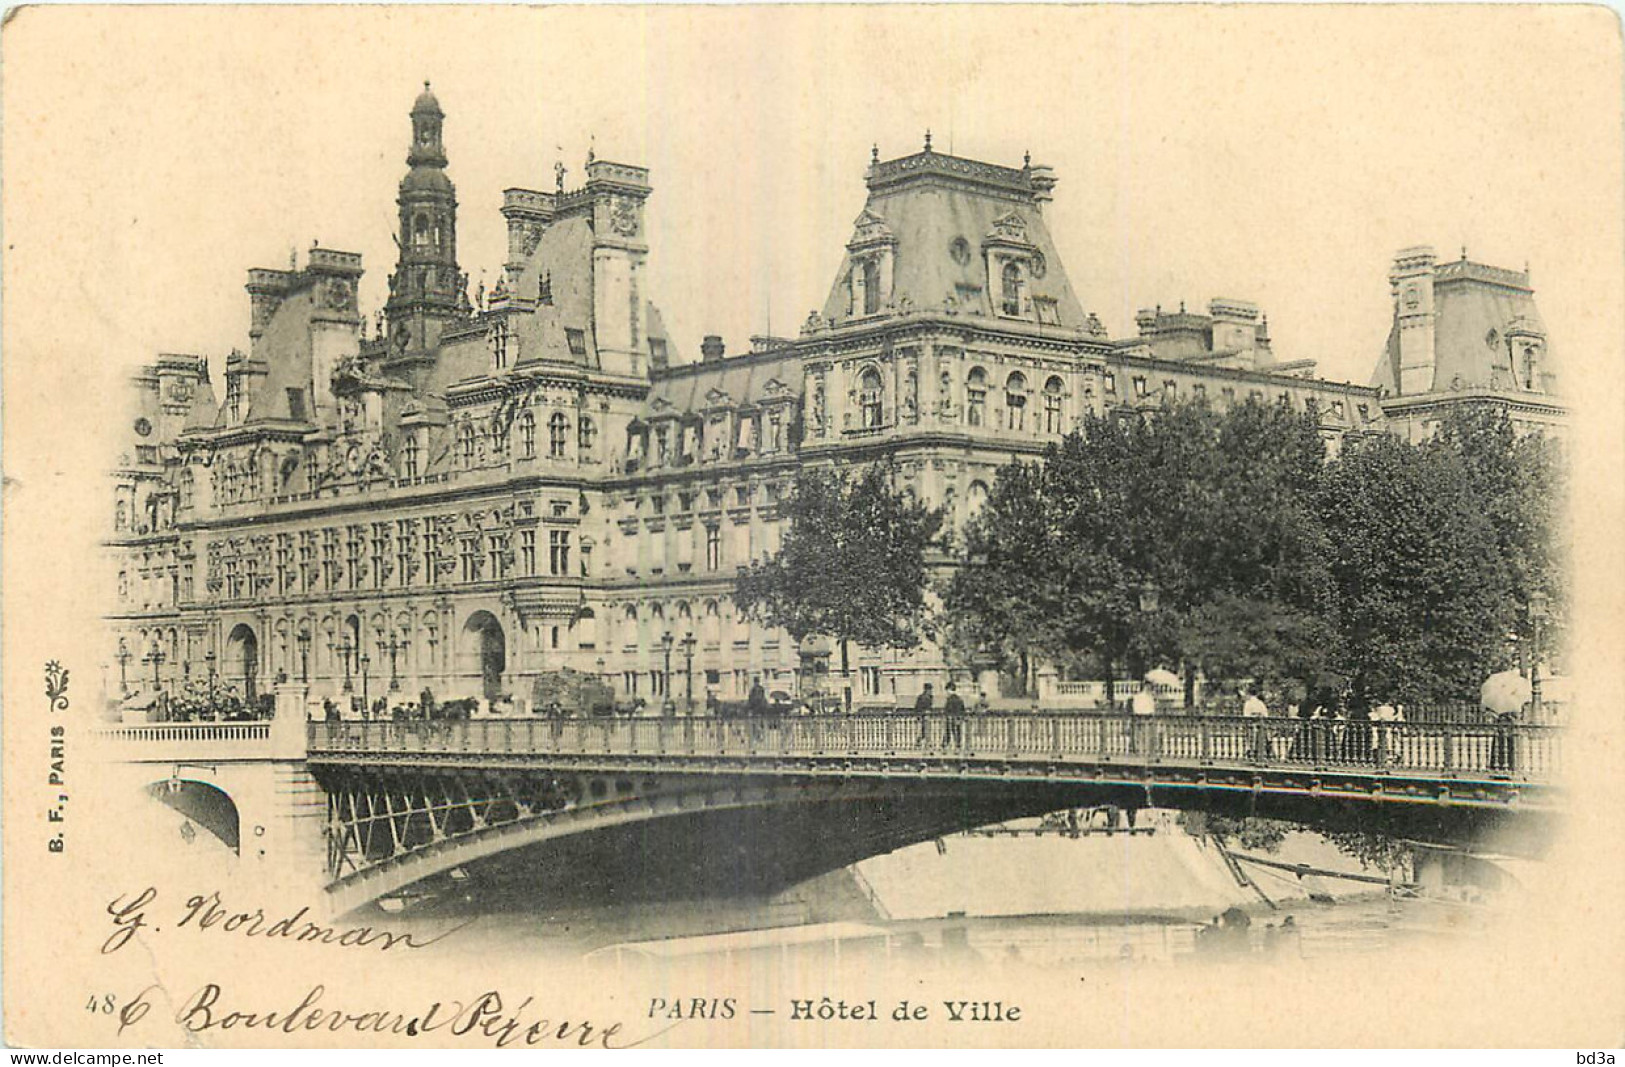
[105, 92, 1562, 714]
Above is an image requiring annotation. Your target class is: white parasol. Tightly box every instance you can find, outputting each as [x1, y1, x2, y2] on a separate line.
[1143, 668, 1181, 689]
[1480, 670, 1532, 716]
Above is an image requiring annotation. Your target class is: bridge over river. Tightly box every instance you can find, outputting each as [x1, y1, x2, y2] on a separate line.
[95, 689, 1563, 916]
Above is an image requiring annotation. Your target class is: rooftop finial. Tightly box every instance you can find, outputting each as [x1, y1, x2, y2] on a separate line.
[924, 129, 932, 153]
[1023, 150, 1031, 169]
[555, 159, 566, 192]
[587, 134, 596, 166]
[1461, 244, 1468, 261]
[871, 143, 879, 165]
[424, 80, 431, 92]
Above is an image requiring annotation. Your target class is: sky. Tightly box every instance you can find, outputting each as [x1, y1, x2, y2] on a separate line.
[4, 5, 1621, 396]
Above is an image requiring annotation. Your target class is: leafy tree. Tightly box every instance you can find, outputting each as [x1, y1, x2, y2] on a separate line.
[1180, 812, 1292, 854]
[1318, 434, 1510, 705]
[1320, 830, 1412, 873]
[947, 398, 1333, 704]
[1427, 404, 1567, 663]
[734, 462, 943, 706]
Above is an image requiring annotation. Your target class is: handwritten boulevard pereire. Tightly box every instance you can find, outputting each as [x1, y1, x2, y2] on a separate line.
[113, 982, 673, 1048]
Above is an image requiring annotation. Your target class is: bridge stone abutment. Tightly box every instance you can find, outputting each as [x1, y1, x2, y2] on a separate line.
[96, 683, 327, 897]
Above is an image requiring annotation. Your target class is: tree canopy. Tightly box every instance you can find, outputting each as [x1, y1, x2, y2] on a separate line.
[945, 398, 1564, 707]
[733, 462, 944, 678]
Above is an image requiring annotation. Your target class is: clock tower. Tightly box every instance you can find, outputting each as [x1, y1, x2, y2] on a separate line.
[384, 82, 464, 376]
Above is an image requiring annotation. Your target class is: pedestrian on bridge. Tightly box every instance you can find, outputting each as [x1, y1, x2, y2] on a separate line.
[1241, 685, 1269, 761]
[943, 682, 966, 747]
[915, 682, 936, 745]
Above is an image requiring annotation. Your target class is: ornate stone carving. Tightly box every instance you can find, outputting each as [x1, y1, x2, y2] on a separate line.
[609, 197, 639, 237]
[989, 211, 1028, 243]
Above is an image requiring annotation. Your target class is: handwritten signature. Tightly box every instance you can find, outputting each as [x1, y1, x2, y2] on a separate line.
[104, 887, 472, 956]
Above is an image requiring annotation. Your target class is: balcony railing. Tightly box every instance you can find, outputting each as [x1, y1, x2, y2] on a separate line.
[307, 713, 1561, 783]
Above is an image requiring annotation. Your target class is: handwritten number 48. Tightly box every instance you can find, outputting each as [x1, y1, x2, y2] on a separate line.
[87, 990, 153, 1036]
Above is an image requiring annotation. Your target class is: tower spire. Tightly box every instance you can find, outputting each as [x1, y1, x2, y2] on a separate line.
[385, 82, 460, 365]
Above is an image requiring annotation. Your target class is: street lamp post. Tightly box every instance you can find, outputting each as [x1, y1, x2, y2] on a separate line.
[381, 635, 402, 691]
[336, 635, 355, 693]
[296, 628, 311, 683]
[1529, 592, 1551, 721]
[681, 631, 697, 715]
[143, 642, 167, 715]
[204, 650, 216, 705]
[115, 638, 131, 696]
[661, 631, 675, 714]
[359, 652, 371, 717]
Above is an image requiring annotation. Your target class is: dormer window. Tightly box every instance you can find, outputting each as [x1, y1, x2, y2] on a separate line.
[1519, 342, 1543, 390]
[862, 259, 881, 315]
[1001, 261, 1023, 316]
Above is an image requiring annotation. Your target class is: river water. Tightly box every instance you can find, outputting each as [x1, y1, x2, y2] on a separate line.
[430, 817, 1523, 970]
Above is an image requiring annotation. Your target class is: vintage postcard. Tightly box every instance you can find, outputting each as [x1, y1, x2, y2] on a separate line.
[3, 4, 1623, 1051]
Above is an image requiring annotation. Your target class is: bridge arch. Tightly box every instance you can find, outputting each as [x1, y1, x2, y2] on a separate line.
[145, 777, 242, 852]
[461, 610, 506, 699]
[225, 623, 259, 701]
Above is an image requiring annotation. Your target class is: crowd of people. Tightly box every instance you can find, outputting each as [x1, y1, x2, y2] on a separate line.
[131, 683, 274, 723]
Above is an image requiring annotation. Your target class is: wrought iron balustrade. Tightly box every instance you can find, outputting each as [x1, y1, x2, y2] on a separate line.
[307, 713, 1560, 782]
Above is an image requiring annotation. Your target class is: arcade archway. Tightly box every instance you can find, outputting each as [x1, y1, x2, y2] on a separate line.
[461, 611, 506, 699]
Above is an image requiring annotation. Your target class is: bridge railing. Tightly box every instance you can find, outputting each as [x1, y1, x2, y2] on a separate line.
[307, 713, 1560, 782]
[97, 722, 272, 744]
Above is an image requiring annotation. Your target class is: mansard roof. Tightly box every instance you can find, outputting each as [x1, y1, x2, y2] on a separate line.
[648, 349, 804, 416]
[819, 147, 1088, 328]
[1371, 254, 1555, 396]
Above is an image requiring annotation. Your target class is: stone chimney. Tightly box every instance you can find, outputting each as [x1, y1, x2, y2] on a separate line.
[701, 335, 726, 363]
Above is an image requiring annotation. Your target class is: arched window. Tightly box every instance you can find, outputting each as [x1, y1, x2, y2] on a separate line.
[548, 413, 569, 458]
[245, 454, 259, 499]
[403, 435, 420, 478]
[457, 421, 476, 464]
[518, 411, 535, 458]
[578, 416, 597, 459]
[966, 367, 988, 427]
[1001, 261, 1023, 316]
[413, 213, 432, 248]
[862, 259, 881, 315]
[576, 608, 597, 651]
[490, 414, 508, 455]
[967, 480, 990, 520]
[1005, 372, 1028, 431]
[860, 367, 884, 429]
[703, 600, 721, 646]
[1044, 376, 1065, 434]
